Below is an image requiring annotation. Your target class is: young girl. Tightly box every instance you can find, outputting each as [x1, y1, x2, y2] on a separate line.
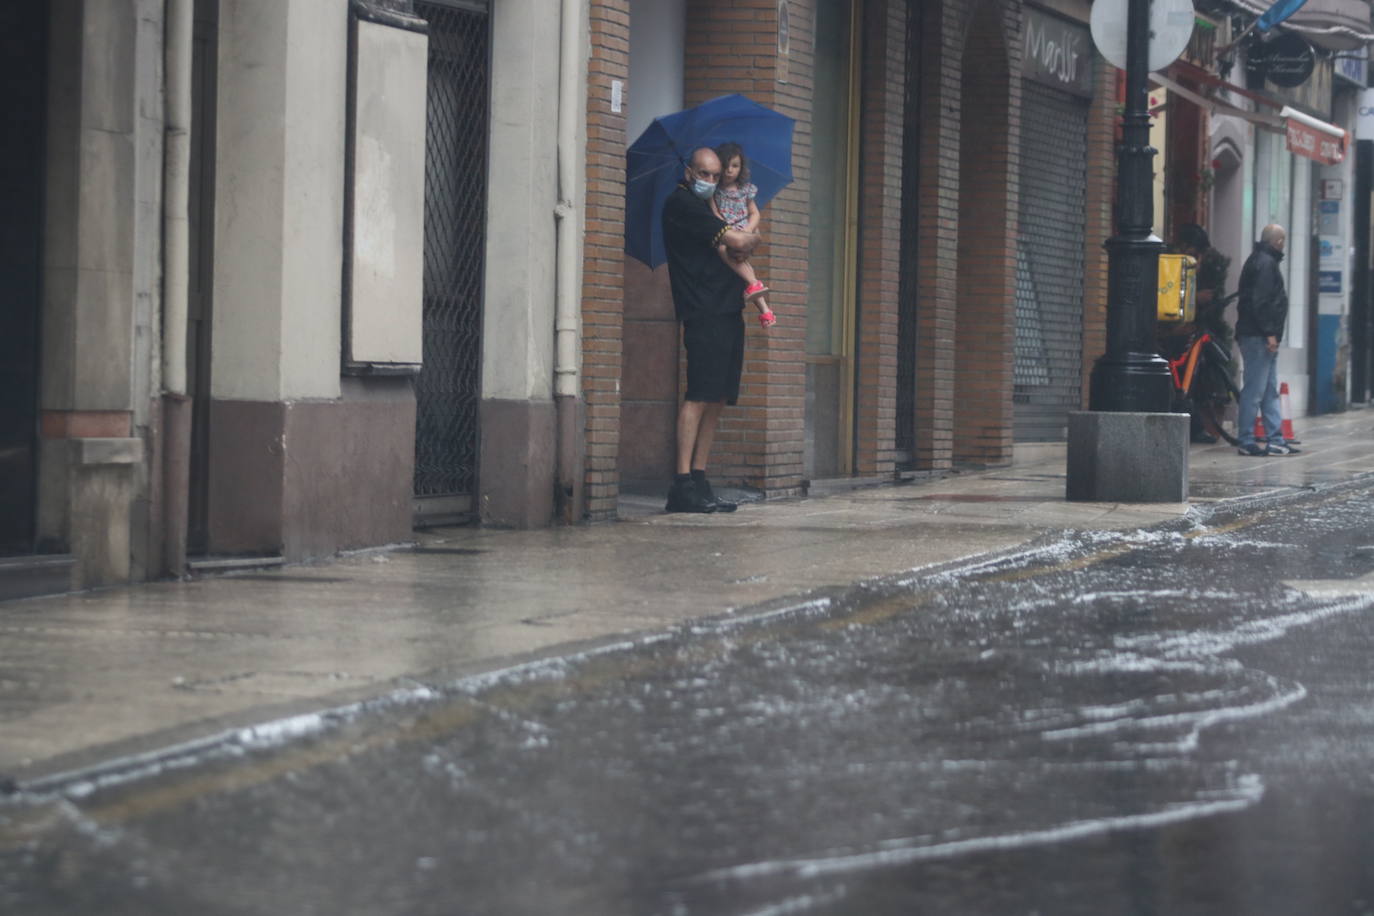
[711, 142, 775, 328]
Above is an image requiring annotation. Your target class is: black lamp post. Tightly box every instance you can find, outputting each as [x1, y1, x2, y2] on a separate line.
[1089, 0, 1174, 412]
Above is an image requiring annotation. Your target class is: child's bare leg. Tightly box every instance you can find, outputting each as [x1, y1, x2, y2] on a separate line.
[717, 244, 756, 285]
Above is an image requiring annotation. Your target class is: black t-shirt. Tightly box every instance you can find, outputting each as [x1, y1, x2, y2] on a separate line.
[661, 182, 745, 321]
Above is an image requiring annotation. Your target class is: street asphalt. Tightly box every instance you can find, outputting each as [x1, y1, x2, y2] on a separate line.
[3, 409, 1372, 790]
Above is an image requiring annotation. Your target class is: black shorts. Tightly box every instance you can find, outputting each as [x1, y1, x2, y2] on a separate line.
[683, 311, 745, 405]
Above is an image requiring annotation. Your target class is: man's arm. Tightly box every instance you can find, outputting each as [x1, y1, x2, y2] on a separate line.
[664, 190, 744, 254]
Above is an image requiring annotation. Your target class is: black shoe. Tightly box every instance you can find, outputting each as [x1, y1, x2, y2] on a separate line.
[1237, 442, 1269, 457]
[666, 478, 717, 513]
[692, 471, 737, 512]
[1191, 431, 1218, 444]
[1268, 442, 1302, 455]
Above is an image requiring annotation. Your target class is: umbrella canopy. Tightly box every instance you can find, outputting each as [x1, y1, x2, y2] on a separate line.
[625, 93, 796, 268]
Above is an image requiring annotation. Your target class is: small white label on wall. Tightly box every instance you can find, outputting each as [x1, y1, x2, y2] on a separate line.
[611, 80, 623, 114]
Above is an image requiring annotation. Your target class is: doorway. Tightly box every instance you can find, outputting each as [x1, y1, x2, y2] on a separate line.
[0, 2, 48, 555]
[805, 0, 861, 479]
[412, 0, 491, 525]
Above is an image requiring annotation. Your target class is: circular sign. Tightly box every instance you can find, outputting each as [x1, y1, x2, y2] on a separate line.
[1090, 0, 1196, 73]
[1246, 32, 1316, 88]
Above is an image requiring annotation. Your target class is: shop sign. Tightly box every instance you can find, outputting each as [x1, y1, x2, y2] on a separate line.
[1336, 46, 1367, 87]
[1023, 6, 1094, 98]
[1286, 115, 1345, 164]
[1246, 32, 1316, 88]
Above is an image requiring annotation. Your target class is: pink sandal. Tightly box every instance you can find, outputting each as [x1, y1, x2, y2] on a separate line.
[758, 308, 776, 328]
[744, 281, 770, 302]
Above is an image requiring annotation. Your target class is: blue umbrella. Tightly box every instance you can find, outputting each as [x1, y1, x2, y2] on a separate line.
[625, 93, 795, 268]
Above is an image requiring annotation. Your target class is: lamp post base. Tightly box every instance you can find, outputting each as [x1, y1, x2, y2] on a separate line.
[1089, 353, 1174, 413]
[1066, 410, 1189, 503]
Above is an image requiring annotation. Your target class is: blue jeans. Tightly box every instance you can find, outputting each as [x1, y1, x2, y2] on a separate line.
[1236, 335, 1282, 448]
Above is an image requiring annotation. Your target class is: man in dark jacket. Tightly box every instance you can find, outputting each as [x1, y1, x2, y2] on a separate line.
[660, 147, 765, 512]
[1234, 224, 1300, 456]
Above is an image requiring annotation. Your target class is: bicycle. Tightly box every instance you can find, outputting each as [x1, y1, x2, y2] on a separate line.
[1160, 292, 1241, 446]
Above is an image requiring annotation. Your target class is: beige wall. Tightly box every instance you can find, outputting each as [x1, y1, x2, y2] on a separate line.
[483, 0, 563, 402]
[212, 0, 347, 402]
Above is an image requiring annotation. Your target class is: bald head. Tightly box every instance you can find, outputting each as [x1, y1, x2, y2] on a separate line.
[686, 147, 721, 186]
[1261, 223, 1286, 251]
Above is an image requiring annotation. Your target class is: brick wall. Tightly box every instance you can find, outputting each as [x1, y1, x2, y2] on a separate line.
[582, 0, 630, 520]
[590, 0, 1109, 514]
[953, 0, 1021, 464]
[1082, 57, 1117, 405]
[684, 0, 807, 494]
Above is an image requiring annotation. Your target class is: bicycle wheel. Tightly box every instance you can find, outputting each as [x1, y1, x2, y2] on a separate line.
[1195, 398, 1239, 446]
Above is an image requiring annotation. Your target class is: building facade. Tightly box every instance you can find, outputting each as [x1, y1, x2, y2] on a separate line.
[4, 0, 1194, 599]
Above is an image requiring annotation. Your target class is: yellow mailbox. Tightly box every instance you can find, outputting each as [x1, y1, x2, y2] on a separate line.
[1157, 253, 1197, 323]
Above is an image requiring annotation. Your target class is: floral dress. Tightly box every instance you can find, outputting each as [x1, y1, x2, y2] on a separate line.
[713, 182, 757, 230]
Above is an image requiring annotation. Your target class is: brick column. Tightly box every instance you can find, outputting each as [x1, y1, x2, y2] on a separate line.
[953, 0, 1021, 464]
[912, 0, 962, 471]
[582, 0, 630, 520]
[853, 0, 906, 476]
[1081, 57, 1117, 406]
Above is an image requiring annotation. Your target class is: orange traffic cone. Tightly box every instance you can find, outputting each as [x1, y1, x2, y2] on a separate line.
[1279, 382, 1298, 442]
[1253, 414, 1265, 440]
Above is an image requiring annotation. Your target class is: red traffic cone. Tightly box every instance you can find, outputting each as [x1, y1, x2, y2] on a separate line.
[1253, 414, 1265, 440]
[1279, 382, 1298, 442]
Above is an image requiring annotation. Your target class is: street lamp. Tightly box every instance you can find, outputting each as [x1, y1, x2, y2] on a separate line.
[1089, 0, 1174, 412]
[1069, 0, 1191, 502]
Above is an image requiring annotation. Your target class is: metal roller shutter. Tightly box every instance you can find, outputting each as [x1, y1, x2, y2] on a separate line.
[1014, 81, 1089, 442]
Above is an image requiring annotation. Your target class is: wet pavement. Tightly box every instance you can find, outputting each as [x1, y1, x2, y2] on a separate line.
[5, 410, 1374, 788]
[2, 446, 1374, 913]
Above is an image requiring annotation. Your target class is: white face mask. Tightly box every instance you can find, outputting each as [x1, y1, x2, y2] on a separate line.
[691, 177, 717, 199]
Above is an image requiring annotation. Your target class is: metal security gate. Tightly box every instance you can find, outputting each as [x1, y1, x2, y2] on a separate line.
[413, 0, 489, 522]
[1014, 81, 1088, 442]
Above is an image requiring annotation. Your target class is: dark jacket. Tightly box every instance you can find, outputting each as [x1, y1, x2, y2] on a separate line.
[661, 183, 744, 321]
[1235, 242, 1288, 340]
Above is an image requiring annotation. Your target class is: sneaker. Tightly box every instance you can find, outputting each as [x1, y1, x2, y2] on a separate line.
[665, 478, 717, 513]
[1268, 442, 1302, 455]
[743, 281, 770, 302]
[1237, 443, 1269, 457]
[693, 472, 737, 513]
[1191, 431, 1218, 444]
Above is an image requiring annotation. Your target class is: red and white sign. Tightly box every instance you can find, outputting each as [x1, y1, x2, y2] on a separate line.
[1282, 107, 1346, 165]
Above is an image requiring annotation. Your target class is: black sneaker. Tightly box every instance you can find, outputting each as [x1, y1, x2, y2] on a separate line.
[1237, 443, 1269, 457]
[1268, 442, 1302, 455]
[692, 472, 737, 512]
[666, 478, 717, 513]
